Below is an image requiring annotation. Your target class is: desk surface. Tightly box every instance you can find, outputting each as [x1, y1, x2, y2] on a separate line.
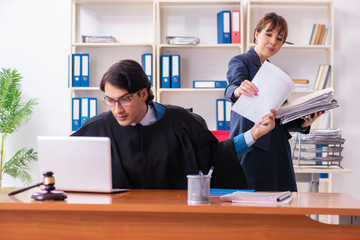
[1, 188, 359, 216]
[1, 188, 360, 240]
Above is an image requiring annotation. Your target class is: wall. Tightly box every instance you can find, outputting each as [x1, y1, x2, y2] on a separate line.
[0, 0, 359, 200]
[0, 0, 71, 185]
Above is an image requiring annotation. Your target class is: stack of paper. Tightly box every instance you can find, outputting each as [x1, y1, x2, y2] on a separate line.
[166, 36, 200, 45]
[277, 87, 339, 124]
[220, 191, 292, 204]
[81, 35, 116, 43]
[310, 129, 341, 139]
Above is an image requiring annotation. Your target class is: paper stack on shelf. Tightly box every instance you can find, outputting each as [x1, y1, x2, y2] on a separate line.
[166, 36, 200, 45]
[81, 35, 116, 43]
[277, 87, 339, 124]
[292, 129, 345, 167]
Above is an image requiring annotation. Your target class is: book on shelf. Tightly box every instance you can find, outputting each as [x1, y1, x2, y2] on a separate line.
[293, 79, 309, 84]
[314, 64, 331, 90]
[309, 24, 331, 45]
[220, 191, 292, 204]
[293, 79, 309, 90]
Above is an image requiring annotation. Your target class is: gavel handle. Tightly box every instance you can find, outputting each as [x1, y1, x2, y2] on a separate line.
[8, 182, 43, 196]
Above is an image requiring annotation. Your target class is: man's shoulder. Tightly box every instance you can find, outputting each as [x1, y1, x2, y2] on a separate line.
[162, 104, 207, 128]
[80, 111, 112, 129]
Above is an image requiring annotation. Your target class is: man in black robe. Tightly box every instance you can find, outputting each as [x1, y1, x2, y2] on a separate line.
[72, 59, 277, 190]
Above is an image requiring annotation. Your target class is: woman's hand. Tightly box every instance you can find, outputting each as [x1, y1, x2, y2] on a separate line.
[233, 80, 258, 100]
[301, 111, 324, 128]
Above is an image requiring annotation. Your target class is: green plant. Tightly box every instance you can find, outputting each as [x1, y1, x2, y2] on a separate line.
[0, 68, 38, 185]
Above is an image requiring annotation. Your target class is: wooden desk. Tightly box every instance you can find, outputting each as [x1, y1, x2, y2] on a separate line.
[0, 188, 359, 240]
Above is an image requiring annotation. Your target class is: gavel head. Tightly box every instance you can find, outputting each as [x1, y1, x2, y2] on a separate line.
[43, 171, 56, 192]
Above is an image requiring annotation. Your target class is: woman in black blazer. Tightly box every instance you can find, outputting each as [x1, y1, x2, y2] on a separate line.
[225, 12, 322, 191]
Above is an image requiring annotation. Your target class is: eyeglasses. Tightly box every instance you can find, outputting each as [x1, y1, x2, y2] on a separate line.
[103, 90, 140, 108]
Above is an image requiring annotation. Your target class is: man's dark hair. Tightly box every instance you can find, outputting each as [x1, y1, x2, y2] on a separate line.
[100, 59, 154, 104]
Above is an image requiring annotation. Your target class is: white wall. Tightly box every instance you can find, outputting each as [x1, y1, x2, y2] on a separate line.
[0, 0, 359, 200]
[0, 0, 71, 185]
[332, 0, 360, 199]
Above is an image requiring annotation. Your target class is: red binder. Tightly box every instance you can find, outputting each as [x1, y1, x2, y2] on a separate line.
[231, 10, 240, 44]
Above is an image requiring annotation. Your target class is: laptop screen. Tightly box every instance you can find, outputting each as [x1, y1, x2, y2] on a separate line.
[37, 136, 114, 193]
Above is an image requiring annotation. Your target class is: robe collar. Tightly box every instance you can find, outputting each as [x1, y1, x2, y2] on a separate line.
[131, 102, 166, 126]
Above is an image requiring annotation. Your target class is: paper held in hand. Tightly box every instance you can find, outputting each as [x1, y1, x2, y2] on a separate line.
[231, 61, 295, 124]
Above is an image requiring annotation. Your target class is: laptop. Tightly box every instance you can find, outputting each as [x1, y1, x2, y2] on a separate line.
[37, 136, 128, 193]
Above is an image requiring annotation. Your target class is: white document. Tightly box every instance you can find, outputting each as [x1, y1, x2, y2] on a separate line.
[231, 61, 295, 123]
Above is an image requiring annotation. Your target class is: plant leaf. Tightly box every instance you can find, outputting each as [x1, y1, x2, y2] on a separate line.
[2, 148, 38, 185]
[0, 68, 38, 134]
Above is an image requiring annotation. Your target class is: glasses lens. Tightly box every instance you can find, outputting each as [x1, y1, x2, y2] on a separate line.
[103, 97, 114, 107]
[118, 97, 131, 106]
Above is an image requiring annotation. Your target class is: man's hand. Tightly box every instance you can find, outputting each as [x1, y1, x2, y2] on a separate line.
[250, 109, 277, 141]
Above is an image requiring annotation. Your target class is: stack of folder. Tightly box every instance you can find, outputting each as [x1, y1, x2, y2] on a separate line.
[161, 55, 180, 88]
[72, 97, 97, 131]
[217, 10, 241, 44]
[72, 53, 89, 87]
[216, 99, 231, 130]
[277, 87, 339, 125]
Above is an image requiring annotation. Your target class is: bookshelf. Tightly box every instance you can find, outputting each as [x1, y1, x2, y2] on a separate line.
[69, 0, 156, 131]
[69, 0, 335, 131]
[156, 0, 244, 130]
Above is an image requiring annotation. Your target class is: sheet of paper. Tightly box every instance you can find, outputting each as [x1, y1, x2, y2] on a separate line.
[231, 61, 295, 123]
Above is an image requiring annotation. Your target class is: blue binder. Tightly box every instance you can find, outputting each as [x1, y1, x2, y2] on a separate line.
[72, 54, 81, 87]
[161, 55, 171, 88]
[72, 97, 81, 131]
[171, 55, 180, 88]
[142, 53, 153, 86]
[217, 10, 231, 44]
[81, 54, 89, 87]
[80, 97, 90, 126]
[225, 100, 231, 130]
[89, 97, 97, 118]
[216, 99, 226, 130]
[193, 80, 227, 88]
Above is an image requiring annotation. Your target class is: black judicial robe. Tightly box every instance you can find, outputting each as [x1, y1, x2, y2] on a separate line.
[72, 104, 248, 190]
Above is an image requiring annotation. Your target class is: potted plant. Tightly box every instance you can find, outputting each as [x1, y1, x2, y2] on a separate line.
[0, 68, 38, 186]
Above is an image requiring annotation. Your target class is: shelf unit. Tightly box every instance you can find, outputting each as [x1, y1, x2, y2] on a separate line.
[156, 0, 244, 130]
[69, 0, 156, 130]
[69, 0, 335, 131]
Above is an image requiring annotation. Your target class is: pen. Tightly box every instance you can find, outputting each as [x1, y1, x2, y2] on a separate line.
[207, 167, 214, 177]
[276, 191, 291, 202]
